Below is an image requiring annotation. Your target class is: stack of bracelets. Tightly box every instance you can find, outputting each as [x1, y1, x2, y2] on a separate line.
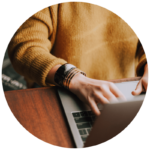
[54, 63, 86, 89]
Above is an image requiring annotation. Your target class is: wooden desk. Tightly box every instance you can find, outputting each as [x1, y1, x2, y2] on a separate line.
[4, 77, 141, 148]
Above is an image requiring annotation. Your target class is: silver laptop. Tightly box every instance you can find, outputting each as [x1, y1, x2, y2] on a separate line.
[57, 80, 145, 148]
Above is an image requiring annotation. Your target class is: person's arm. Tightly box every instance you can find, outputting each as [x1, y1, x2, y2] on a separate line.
[8, 7, 66, 87]
[46, 64, 61, 85]
[46, 64, 126, 116]
[132, 41, 148, 95]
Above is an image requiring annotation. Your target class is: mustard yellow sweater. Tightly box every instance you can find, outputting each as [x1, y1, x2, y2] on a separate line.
[8, 2, 146, 87]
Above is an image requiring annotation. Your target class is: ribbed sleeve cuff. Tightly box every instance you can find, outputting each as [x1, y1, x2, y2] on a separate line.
[32, 57, 67, 87]
[43, 59, 67, 86]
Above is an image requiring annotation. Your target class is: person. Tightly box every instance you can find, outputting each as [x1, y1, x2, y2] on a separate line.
[8, 2, 148, 116]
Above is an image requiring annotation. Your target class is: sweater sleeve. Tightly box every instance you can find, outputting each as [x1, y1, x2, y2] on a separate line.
[136, 41, 147, 76]
[8, 7, 67, 86]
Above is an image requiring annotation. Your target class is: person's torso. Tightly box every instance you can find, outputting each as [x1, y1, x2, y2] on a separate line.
[51, 2, 138, 80]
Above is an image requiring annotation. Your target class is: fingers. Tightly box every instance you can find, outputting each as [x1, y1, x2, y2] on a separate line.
[132, 80, 143, 95]
[94, 92, 109, 104]
[142, 77, 148, 91]
[89, 91, 118, 116]
[94, 83, 124, 104]
[142, 84, 146, 92]
[100, 89, 118, 103]
[88, 100, 101, 116]
[109, 83, 126, 100]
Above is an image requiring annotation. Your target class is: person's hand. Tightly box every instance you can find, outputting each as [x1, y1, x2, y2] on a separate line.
[69, 74, 126, 116]
[132, 63, 148, 95]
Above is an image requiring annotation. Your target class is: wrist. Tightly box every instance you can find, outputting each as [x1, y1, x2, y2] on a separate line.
[69, 73, 88, 92]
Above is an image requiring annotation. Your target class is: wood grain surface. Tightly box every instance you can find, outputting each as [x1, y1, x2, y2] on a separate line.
[5, 87, 75, 148]
[4, 77, 140, 148]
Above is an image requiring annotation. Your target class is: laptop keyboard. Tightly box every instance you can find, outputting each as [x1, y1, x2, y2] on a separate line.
[72, 111, 97, 143]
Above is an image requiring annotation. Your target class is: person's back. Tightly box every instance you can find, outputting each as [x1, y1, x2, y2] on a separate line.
[8, 2, 148, 115]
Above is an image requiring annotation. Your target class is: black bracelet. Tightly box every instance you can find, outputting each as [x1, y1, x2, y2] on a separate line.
[54, 63, 76, 87]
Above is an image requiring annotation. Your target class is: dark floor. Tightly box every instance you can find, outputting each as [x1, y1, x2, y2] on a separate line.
[2, 49, 27, 91]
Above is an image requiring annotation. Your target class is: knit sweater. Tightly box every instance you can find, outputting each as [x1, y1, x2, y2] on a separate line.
[8, 2, 146, 87]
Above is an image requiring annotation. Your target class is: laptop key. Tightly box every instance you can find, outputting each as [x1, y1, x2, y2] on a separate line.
[80, 111, 88, 117]
[87, 128, 91, 134]
[81, 135, 88, 142]
[77, 122, 91, 129]
[87, 111, 95, 116]
[72, 112, 80, 117]
[79, 129, 87, 135]
[74, 117, 92, 123]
